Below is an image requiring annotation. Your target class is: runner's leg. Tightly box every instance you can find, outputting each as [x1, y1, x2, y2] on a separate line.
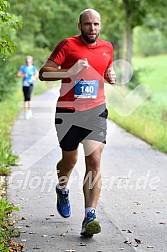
[83, 140, 104, 209]
[57, 149, 78, 188]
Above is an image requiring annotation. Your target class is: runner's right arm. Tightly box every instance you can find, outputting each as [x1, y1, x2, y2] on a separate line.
[39, 59, 89, 81]
[39, 60, 68, 81]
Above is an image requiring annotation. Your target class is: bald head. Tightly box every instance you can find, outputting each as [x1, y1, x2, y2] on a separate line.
[79, 9, 101, 23]
[78, 8, 101, 44]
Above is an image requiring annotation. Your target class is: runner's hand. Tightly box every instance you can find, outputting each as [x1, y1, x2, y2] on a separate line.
[68, 59, 89, 76]
[104, 66, 116, 84]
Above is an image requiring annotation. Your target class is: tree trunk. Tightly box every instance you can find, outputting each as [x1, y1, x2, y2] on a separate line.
[123, 21, 133, 65]
[122, 0, 133, 84]
[113, 41, 121, 60]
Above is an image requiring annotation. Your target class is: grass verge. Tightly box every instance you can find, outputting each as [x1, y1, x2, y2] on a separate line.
[0, 80, 50, 176]
[107, 54, 167, 153]
[0, 79, 50, 251]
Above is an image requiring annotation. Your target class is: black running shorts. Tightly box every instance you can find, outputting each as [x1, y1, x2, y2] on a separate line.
[23, 85, 33, 101]
[55, 104, 108, 151]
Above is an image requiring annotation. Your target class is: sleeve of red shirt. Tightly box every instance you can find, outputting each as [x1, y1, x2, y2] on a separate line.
[48, 39, 69, 65]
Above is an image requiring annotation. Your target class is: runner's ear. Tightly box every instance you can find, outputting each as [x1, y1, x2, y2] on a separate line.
[78, 22, 81, 31]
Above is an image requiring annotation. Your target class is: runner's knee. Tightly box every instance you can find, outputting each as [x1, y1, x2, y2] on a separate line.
[86, 154, 101, 172]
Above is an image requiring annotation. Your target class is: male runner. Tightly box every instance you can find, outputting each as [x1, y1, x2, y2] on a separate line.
[39, 8, 116, 237]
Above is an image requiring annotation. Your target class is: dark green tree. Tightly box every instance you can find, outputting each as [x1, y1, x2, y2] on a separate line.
[0, 0, 22, 101]
[10, 0, 91, 51]
[0, 0, 22, 58]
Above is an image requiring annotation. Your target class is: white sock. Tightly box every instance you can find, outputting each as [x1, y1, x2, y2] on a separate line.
[56, 184, 68, 193]
[85, 207, 96, 216]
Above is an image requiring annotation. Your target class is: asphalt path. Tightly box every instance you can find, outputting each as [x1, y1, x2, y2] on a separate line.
[7, 87, 167, 252]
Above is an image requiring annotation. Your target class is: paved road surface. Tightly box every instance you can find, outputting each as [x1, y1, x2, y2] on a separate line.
[8, 87, 167, 252]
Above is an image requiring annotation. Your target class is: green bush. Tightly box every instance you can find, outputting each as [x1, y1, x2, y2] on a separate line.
[13, 45, 51, 69]
[0, 198, 19, 251]
[0, 141, 18, 176]
[0, 58, 18, 101]
[133, 27, 167, 56]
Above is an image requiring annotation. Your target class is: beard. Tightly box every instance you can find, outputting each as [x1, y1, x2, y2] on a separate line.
[81, 30, 99, 44]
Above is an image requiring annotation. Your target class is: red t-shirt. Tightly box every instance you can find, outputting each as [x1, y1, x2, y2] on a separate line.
[49, 35, 113, 111]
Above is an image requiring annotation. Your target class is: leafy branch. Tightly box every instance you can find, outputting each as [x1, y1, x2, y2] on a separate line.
[0, 0, 22, 58]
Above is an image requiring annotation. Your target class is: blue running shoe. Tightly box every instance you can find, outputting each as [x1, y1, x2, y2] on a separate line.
[56, 186, 71, 218]
[80, 209, 101, 238]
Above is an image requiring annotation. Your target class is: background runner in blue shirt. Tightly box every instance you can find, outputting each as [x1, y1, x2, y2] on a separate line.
[16, 55, 38, 119]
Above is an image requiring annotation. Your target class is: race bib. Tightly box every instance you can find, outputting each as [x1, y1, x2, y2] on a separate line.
[74, 80, 99, 99]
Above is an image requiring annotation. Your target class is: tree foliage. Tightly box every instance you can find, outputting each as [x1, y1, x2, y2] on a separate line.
[0, 0, 22, 58]
[7, 0, 167, 63]
[10, 0, 91, 51]
[0, 0, 22, 101]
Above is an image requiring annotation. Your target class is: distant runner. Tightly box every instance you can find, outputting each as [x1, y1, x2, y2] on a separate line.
[16, 56, 38, 119]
